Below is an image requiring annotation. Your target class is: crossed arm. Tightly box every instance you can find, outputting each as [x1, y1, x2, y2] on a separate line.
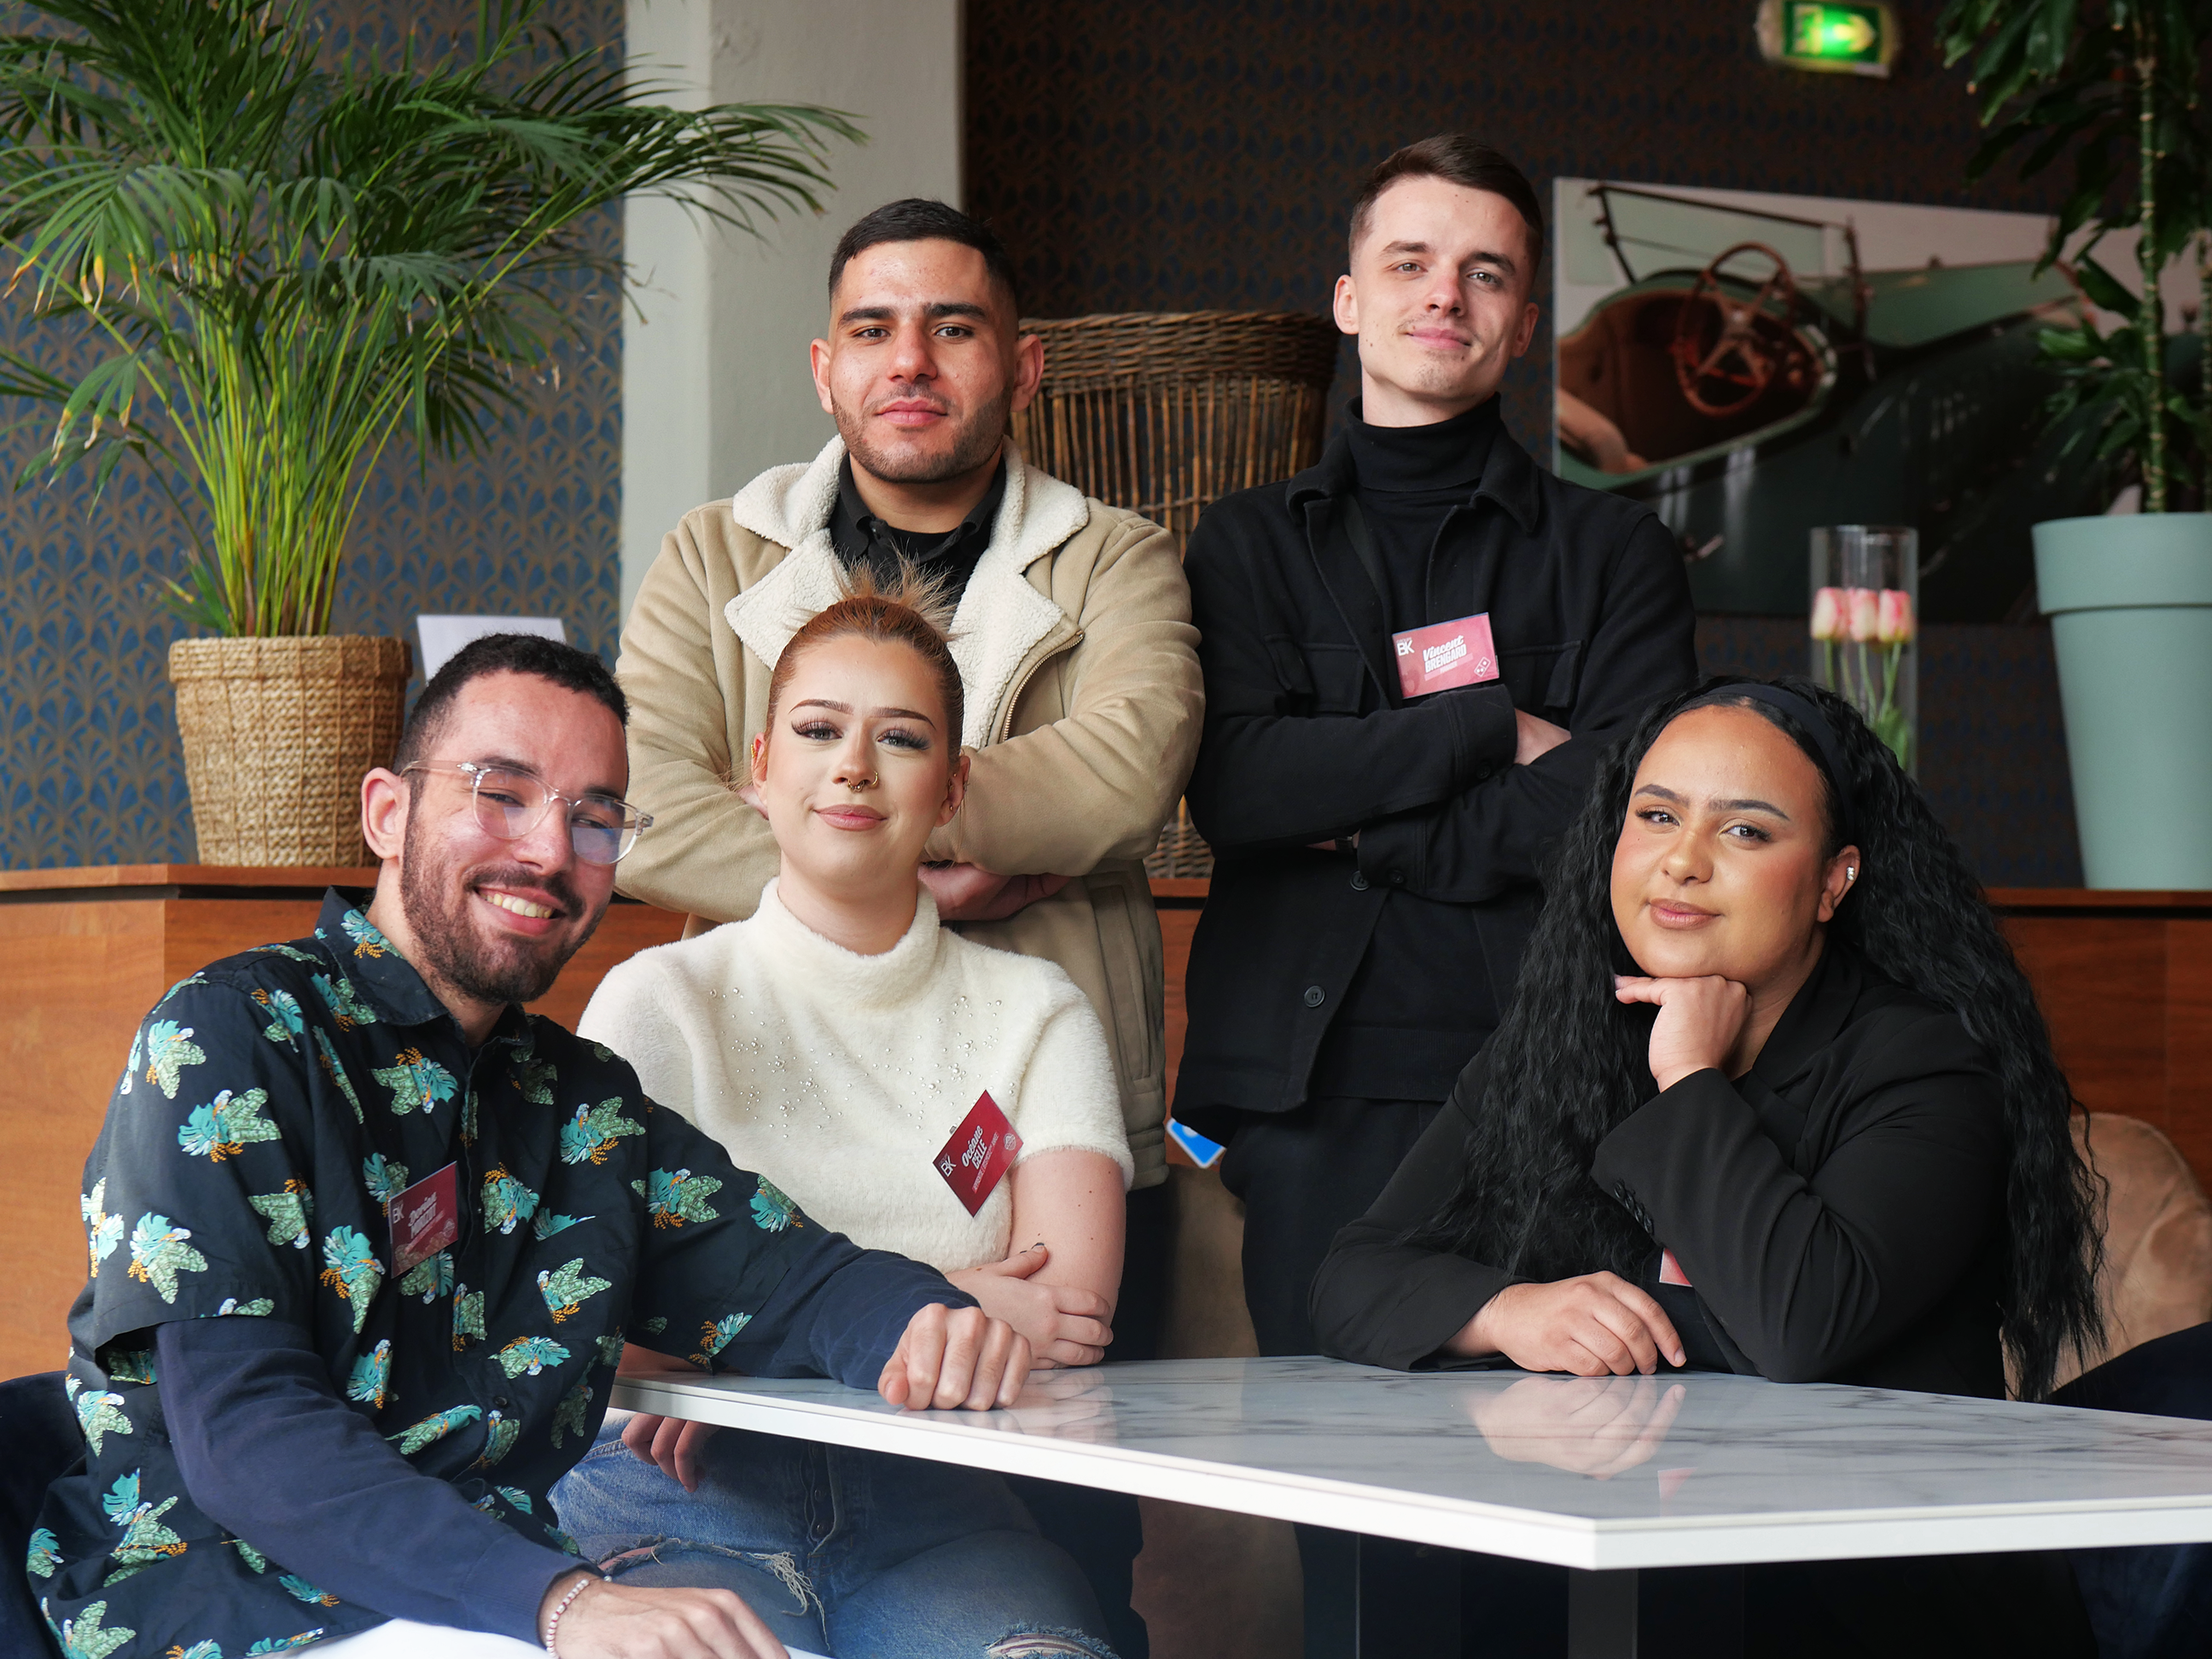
[617, 511, 1201, 925]
[946, 1148, 1127, 1367]
[1183, 510, 1693, 899]
[622, 1147, 1125, 1499]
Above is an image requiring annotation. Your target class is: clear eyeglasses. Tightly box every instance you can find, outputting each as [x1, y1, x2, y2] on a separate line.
[403, 761, 653, 865]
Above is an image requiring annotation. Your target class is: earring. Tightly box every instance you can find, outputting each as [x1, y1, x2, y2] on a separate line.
[1846, 867, 1856, 881]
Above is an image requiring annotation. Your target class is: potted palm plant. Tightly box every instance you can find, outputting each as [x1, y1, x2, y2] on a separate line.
[0, 0, 858, 864]
[1940, 0, 2212, 888]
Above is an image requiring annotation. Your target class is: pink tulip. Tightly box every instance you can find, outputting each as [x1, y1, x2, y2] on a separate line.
[1809, 586, 1845, 641]
[1845, 587, 1881, 643]
[1877, 588, 1915, 643]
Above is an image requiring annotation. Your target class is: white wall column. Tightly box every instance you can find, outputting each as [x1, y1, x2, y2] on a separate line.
[620, 0, 964, 620]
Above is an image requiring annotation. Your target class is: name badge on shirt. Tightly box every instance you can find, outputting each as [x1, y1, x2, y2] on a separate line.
[1392, 612, 1499, 699]
[933, 1092, 1022, 1216]
[388, 1161, 460, 1278]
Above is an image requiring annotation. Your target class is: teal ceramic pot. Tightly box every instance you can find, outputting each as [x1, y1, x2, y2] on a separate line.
[2035, 513, 2212, 888]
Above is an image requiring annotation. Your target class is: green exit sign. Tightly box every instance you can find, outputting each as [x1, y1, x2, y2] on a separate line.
[1756, 0, 1897, 77]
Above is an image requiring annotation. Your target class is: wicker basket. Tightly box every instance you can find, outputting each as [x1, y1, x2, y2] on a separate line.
[169, 635, 411, 866]
[1144, 798, 1217, 881]
[1013, 311, 1341, 881]
[1012, 310, 1340, 555]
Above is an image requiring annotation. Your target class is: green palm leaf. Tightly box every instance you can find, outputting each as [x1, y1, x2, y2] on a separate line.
[0, 0, 860, 634]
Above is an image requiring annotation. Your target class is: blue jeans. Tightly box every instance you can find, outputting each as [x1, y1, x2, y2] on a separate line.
[551, 1420, 1117, 1659]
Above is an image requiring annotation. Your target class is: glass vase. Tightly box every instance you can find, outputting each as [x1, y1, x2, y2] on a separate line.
[1808, 526, 1917, 773]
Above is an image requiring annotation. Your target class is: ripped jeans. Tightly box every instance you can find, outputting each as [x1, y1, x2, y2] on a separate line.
[550, 1417, 1118, 1659]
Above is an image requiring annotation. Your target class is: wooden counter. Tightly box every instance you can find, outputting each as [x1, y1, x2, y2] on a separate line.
[1987, 888, 2212, 1184]
[5, 870, 2209, 1379]
[0, 866, 687, 1378]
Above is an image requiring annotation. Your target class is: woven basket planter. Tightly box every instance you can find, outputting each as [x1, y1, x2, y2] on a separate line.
[168, 635, 411, 866]
[1142, 799, 1214, 881]
[1011, 310, 1341, 556]
[1015, 311, 1340, 882]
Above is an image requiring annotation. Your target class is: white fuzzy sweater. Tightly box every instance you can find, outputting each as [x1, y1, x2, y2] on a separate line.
[578, 881, 1132, 1272]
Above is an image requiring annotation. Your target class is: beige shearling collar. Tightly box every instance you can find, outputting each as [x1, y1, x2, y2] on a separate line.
[723, 434, 1087, 751]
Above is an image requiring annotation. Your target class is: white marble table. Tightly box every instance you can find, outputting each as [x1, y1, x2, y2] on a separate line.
[611, 1356, 2212, 1655]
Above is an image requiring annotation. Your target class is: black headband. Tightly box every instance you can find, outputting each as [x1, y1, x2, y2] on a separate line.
[1678, 681, 1858, 846]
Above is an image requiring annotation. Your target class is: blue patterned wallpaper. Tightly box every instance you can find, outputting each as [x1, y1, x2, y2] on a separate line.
[0, 0, 622, 870]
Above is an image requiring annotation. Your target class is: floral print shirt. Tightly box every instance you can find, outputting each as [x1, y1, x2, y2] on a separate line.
[29, 892, 874, 1659]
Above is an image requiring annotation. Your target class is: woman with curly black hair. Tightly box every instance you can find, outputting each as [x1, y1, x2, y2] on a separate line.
[1312, 674, 2105, 1651]
[1313, 674, 2099, 1397]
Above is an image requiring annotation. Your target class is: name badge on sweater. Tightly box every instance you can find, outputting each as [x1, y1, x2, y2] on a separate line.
[388, 1161, 459, 1278]
[933, 1092, 1022, 1216]
[1393, 613, 1499, 699]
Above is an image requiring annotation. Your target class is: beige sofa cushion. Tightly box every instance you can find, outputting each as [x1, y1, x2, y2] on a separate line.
[2052, 1113, 2212, 1392]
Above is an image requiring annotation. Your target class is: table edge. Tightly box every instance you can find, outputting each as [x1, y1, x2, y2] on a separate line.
[608, 1377, 2212, 1571]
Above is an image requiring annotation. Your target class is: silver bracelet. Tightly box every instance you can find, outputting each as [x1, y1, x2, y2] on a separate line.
[542, 1570, 597, 1655]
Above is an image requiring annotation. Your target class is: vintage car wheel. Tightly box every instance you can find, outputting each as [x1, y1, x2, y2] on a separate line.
[1670, 242, 1801, 418]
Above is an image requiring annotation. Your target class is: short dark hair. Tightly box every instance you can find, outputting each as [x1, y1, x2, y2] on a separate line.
[393, 633, 627, 773]
[1348, 135, 1545, 284]
[828, 198, 1022, 316]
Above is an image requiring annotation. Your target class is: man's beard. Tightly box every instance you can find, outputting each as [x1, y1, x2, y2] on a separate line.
[839, 381, 1013, 485]
[399, 802, 597, 1009]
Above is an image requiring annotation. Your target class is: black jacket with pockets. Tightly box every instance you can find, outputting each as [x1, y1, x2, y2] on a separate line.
[1174, 417, 1697, 1123]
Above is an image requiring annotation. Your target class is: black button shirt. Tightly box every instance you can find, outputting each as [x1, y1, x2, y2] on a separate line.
[829, 455, 1007, 607]
[33, 892, 958, 1656]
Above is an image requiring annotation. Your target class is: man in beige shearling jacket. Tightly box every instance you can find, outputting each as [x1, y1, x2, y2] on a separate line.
[611, 201, 1202, 1198]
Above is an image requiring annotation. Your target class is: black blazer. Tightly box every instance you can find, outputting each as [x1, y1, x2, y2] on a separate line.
[1311, 946, 2014, 1397]
[1174, 417, 1696, 1121]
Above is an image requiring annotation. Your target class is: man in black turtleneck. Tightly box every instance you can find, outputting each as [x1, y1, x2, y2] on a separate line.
[1175, 137, 1698, 1365]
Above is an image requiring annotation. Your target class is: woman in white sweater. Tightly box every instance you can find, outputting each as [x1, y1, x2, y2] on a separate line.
[552, 573, 1127, 1659]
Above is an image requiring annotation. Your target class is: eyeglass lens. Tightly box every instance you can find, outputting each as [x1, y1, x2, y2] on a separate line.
[469, 768, 637, 864]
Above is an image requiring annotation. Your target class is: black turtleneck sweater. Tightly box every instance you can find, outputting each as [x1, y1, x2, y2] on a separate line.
[1341, 397, 1497, 634]
[1310, 398, 1505, 1100]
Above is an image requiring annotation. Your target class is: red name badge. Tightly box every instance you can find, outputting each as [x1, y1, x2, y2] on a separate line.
[1392, 612, 1499, 699]
[388, 1161, 459, 1278]
[933, 1092, 1022, 1216]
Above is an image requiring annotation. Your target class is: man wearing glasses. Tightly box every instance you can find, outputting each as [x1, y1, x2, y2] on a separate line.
[31, 634, 1033, 1659]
